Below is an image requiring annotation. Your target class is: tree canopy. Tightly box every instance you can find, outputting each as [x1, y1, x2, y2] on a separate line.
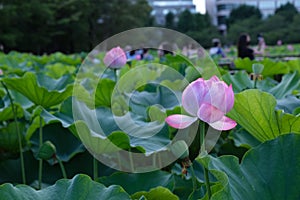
[227, 5, 262, 25]
[0, 0, 152, 54]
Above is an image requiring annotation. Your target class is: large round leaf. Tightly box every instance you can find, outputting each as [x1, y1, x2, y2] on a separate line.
[0, 174, 130, 200]
[99, 170, 175, 195]
[197, 134, 300, 200]
[131, 186, 179, 200]
[234, 58, 289, 76]
[269, 71, 300, 99]
[3, 72, 73, 108]
[227, 89, 300, 142]
[30, 123, 85, 163]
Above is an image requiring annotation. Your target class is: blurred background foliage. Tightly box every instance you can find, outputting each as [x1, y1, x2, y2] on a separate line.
[0, 1, 299, 54]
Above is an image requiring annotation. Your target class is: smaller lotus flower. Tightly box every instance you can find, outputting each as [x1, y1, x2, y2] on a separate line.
[103, 47, 127, 69]
[0, 69, 3, 75]
[166, 76, 237, 131]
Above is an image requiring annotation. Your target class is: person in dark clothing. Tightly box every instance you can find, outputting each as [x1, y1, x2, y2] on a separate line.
[237, 33, 254, 60]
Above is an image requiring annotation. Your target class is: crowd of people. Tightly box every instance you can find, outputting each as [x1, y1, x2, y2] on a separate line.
[209, 33, 267, 61]
[123, 33, 268, 64]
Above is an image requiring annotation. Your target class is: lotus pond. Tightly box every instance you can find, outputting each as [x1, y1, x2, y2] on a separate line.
[0, 48, 300, 200]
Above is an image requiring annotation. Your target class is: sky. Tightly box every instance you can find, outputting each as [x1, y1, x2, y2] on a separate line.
[193, 0, 206, 14]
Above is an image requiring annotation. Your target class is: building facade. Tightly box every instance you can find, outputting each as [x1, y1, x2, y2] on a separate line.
[148, 0, 196, 25]
[206, 0, 300, 29]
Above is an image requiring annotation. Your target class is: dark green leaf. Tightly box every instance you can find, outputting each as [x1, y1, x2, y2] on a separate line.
[99, 171, 175, 195]
[0, 174, 130, 200]
[197, 134, 300, 200]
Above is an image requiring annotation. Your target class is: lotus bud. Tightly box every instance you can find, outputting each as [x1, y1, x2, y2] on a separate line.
[38, 141, 56, 160]
[103, 47, 127, 69]
[252, 63, 264, 75]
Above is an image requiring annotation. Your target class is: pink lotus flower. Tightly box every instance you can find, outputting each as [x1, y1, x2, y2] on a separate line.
[166, 76, 237, 131]
[0, 69, 3, 75]
[287, 45, 294, 51]
[103, 47, 127, 69]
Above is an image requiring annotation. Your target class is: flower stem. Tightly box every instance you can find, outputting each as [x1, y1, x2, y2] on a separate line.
[1, 81, 26, 184]
[93, 157, 98, 181]
[204, 165, 212, 199]
[58, 158, 67, 179]
[113, 69, 118, 82]
[38, 115, 43, 189]
[254, 76, 258, 89]
[199, 121, 212, 199]
[200, 121, 206, 153]
[189, 162, 197, 191]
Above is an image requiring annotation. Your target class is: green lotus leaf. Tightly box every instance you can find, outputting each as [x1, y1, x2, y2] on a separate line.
[276, 95, 300, 114]
[269, 71, 300, 99]
[99, 170, 175, 195]
[0, 122, 26, 155]
[132, 186, 179, 200]
[0, 103, 23, 121]
[0, 174, 130, 200]
[3, 72, 73, 108]
[229, 128, 260, 149]
[234, 58, 289, 76]
[286, 59, 300, 74]
[228, 89, 300, 142]
[197, 134, 300, 200]
[30, 123, 85, 163]
[94, 78, 116, 107]
[222, 71, 253, 93]
[45, 63, 76, 79]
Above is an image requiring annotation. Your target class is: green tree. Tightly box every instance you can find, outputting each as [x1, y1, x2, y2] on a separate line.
[285, 14, 300, 43]
[226, 16, 262, 45]
[227, 5, 262, 25]
[0, 0, 54, 54]
[256, 15, 287, 44]
[193, 13, 211, 32]
[177, 10, 194, 33]
[0, 0, 152, 54]
[165, 12, 175, 29]
[275, 2, 298, 21]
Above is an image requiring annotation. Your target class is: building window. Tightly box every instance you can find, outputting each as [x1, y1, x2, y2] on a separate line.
[218, 16, 227, 25]
[217, 4, 236, 11]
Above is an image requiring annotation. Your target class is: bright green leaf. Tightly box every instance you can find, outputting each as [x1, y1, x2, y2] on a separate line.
[132, 186, 179, 200]
[234, 58, 289, 76]
[0, 174, 130, 200]
[228, 89, 300, 142]
[3, 72, 73, 108]
[94, 78, 116, 107]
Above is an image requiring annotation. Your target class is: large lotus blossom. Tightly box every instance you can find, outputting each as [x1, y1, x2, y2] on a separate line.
[166, 76, 237, 131]
[103, 47, 127, 69]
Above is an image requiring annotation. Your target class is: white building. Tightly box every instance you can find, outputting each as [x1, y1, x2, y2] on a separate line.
[148, 0, 196, 25]
[206, 0, 300, 29]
